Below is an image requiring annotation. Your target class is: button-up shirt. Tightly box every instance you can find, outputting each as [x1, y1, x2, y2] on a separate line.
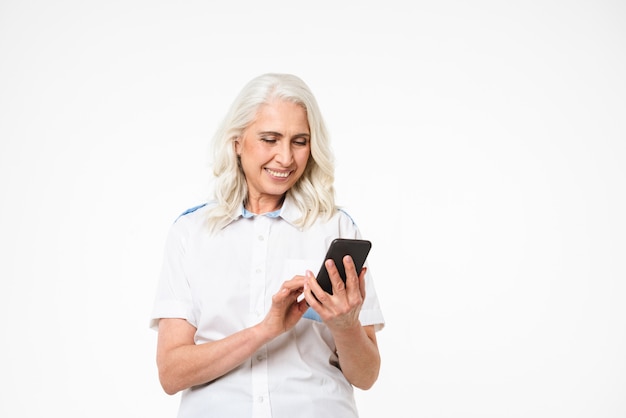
[150, 196, 385, 418]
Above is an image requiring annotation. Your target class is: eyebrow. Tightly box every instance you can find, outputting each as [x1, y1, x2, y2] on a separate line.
[258, 131, 311, 139]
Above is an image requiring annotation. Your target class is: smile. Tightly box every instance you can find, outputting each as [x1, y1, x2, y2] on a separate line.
[265, 168, 291, 178]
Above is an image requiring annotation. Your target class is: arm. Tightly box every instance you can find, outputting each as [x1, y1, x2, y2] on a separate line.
[332, 323, 380, 390]
[157, 276, 309, 395]
[303, 258, 381, 390]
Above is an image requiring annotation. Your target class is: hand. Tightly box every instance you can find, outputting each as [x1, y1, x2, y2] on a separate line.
[303, 255, 367, 331]
[259, 276, 309, 338]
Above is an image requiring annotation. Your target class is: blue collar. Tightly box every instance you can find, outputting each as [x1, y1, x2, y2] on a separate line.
[241, 207, 282, 219]
[234, 195, 302, 227]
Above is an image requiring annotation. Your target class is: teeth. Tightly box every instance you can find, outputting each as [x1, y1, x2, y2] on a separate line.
[266, 169, 290, 178]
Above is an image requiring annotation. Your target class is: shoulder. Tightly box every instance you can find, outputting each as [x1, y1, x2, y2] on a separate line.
[318, 206, 364, 238]
[174, 201, 217, 222]
[337, 207, 359, 227]
[177, 203, 208, 218]
[167, 201, 219, 235]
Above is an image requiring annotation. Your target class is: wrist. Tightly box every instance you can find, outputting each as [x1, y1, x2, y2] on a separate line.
[329, 321, 363, 342]
[252, 319, 278, 345]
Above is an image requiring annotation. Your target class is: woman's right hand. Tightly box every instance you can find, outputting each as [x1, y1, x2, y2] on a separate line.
[157, 276, 309, 395]
[259, 276, 309, 338]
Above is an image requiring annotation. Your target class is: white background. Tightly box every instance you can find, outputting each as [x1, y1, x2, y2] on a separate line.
[1, 1, 625, 417]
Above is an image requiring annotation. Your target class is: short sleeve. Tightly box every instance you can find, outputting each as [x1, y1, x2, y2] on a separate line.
[149, 218, 195, 331]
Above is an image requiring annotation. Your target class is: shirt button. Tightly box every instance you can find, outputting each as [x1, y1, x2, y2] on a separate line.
[258, 235, 264, 241]
[257, 396, 264, 403]
[255, 268, 262, 274]
[256, 354, 265, 361]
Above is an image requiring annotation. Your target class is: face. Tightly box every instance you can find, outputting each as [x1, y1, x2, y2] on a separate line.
[235, 99, 311, 211]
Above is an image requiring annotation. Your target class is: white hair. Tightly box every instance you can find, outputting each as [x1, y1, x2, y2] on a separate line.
[205, 73, 337, 232]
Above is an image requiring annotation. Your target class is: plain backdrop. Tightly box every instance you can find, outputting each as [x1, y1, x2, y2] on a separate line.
[1, 1, 625, 417]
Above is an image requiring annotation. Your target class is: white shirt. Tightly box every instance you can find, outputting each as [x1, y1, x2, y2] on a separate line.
[150, 196, 385, 418]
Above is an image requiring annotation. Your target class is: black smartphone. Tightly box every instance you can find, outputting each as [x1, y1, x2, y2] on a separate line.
[316, 238, 372, 295]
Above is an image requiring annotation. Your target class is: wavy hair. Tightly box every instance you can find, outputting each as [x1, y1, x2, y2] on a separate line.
[205, 73, 337, 232]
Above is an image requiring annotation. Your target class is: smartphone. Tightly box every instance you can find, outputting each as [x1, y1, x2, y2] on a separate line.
[316, 238, 372, 295]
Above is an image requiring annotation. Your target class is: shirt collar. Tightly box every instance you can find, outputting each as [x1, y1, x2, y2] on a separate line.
[235, 194, 302, 225]
[241, 207, 281, 218]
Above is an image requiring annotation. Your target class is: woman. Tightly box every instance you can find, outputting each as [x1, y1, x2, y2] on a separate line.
[150, 73, 385, 417]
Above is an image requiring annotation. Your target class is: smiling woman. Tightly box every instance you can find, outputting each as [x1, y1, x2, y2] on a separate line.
[235, 100, 311, 213]
[204, 73, 338, 234]
[149, 73, 385, 418]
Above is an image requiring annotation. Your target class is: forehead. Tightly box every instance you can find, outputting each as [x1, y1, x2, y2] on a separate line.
[252, 100, 309, 130]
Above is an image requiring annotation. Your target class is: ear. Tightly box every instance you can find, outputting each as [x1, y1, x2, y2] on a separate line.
[233, 137, 242, 156]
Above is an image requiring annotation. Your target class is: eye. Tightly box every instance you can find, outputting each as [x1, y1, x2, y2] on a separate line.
[293, 137, 309, 146]
[260, 136, 277, 144]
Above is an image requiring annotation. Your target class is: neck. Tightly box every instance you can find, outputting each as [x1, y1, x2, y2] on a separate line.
[245, 195, 285, 214]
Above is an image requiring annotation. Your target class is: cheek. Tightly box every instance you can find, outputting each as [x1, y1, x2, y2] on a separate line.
[296, 148, 311, 167]
[239, 142, 265, 164]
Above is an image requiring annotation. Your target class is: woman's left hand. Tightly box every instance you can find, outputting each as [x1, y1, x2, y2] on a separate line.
[303, 255, 366, 332]
[303, 256, 380, 390]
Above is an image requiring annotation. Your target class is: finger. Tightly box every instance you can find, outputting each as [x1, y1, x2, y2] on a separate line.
[304, 270, 326, 307]
[274, 279, 305, 305]
[281, 276, 306, 293]
[343, 255, 359, 287]
[296, 274, 310, 303]
[272, 286, 294, 305]
[358, 266, 368, 299]
[325, 258, 346, 294]
[342, 255, 365, 306]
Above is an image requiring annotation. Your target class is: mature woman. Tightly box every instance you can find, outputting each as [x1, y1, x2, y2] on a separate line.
[150, 73, 385, 418]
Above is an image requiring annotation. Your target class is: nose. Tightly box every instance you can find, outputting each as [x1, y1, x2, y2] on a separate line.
[275, 141, 294, 166]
